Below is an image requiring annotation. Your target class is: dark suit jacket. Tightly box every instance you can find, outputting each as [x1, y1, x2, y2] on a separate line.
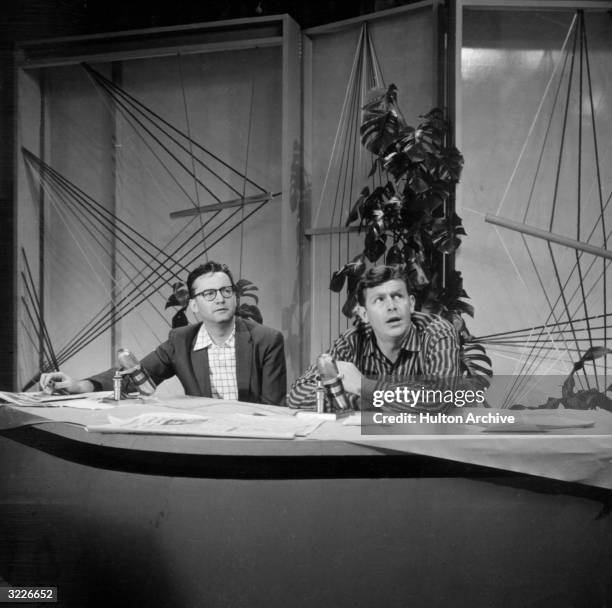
[88, 318, 287, 405]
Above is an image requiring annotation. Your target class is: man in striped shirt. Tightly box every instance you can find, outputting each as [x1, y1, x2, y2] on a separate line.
[287, 265, 459, 409]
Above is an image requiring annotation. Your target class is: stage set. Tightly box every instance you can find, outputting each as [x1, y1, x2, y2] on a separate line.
[2, 1, 612, 606]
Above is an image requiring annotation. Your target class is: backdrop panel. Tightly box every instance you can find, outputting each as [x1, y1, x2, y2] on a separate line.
[15, 24, 291, 394]
[304, 4, 439, 361]
[458, 7, 611, 403]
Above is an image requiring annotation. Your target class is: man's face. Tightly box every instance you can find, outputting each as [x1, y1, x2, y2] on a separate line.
[361, 279, 414, 341]
[189, 272, 237, 325]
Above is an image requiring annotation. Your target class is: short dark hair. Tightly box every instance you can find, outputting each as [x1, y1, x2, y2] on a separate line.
[187, 261, 235, 298]
[356, 265, 411, 306]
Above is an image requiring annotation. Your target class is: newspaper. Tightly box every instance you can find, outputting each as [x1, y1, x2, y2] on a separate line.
[0, 391, 115, 409]
[87, 410, 325, 439]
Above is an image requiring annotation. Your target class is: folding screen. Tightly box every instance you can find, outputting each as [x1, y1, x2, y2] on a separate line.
[302, 2, 443, 361]
[456, 1, 612, 405]
[15, 17, 301, 391]
[16, 4, 610, 404]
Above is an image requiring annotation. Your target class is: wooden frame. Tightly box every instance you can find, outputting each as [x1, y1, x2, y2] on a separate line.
[451, 0, 611, 380]
[301, 1, 447, 361]
[13, 15, 302, 388]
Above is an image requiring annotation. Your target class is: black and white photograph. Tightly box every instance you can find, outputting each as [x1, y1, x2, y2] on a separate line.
[0, 0, 611, 606]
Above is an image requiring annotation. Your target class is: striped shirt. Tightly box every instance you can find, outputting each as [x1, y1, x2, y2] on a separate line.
[287, 312, 460, 409]
[193, 323, 238, 400]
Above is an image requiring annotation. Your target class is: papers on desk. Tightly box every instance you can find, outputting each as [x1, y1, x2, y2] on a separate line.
[0, 390, 68, 406]
[86, 410, 325, 439]
[0, 390, 116, 410]
[48, 397, 117, 410]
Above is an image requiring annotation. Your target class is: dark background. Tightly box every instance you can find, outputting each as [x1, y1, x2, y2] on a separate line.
[0, 0, 415, 389]
[3, 0, 410, 39]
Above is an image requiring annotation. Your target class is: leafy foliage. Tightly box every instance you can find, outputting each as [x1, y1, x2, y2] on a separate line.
[165, 282, 189, 309]
[571, 346, 612, 373]
[234, 279, 263, 324]
[458, 341, 493, 388]
[560, 347, 612, 411]
[237, 303, 263, 324]
[332, 85, 491, 382]
[347, 100, 466, 280]
[165, 282, 190, 328]
[360, 85, 405, 156]
[334, 88, 468, 308]
[511, 346, 612, 411]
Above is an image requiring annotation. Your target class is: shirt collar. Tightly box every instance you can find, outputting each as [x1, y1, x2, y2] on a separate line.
[193, 322, 236, 351]
[400, 318, 421, 352]
[363, 316, 422, 358]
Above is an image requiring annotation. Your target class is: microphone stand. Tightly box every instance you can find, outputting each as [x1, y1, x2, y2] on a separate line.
[102, 367, 146, 404]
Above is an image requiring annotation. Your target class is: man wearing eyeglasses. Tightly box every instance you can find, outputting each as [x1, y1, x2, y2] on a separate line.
[39, 261, 287, 405]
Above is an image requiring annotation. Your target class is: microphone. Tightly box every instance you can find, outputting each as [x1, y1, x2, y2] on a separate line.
[316, 353, 351, 410]
[117, 348, 156, 396]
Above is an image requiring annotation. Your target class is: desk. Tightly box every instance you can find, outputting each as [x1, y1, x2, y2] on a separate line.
[1, 398, 612, 607]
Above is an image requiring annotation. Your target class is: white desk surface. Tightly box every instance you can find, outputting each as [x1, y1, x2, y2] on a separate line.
[2, 395, 612, 489]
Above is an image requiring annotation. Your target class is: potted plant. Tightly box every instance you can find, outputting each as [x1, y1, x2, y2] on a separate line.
[330, 84, 492, 383]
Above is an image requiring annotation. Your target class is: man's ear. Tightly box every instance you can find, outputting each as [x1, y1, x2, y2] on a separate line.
[408, 294, 416, 313]
[189, 298, 202, 322]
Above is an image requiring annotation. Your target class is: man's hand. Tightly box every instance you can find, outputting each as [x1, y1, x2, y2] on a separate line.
[336, 361, 363, 396]
[39, 372, 93, 395]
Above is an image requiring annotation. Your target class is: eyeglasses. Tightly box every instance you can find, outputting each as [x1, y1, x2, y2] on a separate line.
[193, 286, 236, 301]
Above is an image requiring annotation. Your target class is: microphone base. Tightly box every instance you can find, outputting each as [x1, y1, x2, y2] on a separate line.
[101, 395, 146, 405]
[296, 410, 354, 421]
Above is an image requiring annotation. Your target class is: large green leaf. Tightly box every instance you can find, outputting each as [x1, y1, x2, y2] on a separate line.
[431, 214, 466, 254]
[345, 187, 370, 226]
[405, 141, 427, 163]
[360, 84, 406, 155]
[171, 306, 189, 328]
[346, 256, 366, 295]
[454, 300, 475, 318]
[408, 171, 431, 194]
[460, 340, 493, 386]
[341, 292, 359, 319]
[330, 267, 348, 292]
[237, 303, 263, 324]
[383, 151, 412, 180]
[382, 195, 403, 223]
[361, 112, 402, 155]
[235, 278, 259, 304]
[438, 146, 464, 182]
[385, 244, 403, 265]
[445, 271, 469, 299]
[165, 281, 189, 308]
[405, 257, 429, 288]
[364, 229, 387, 262]
[332, 256, 367, 296]
[572, 346, 612, 372]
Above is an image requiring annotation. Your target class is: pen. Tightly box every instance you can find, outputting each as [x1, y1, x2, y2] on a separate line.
[43, 379, 55, 395]
[43, 379, 69, 396]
